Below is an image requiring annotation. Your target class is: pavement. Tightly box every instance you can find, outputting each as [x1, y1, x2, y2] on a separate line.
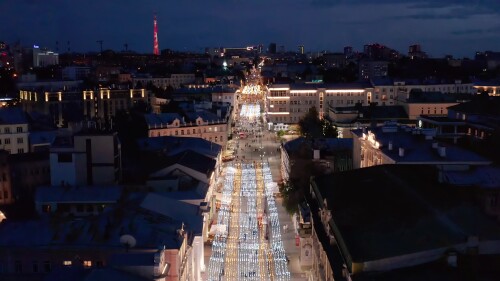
[202, 98, 308, 281]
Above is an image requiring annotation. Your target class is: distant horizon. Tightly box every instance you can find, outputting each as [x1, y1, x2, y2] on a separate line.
[2, 0, 500, 59]
[2, 39, 487, 60]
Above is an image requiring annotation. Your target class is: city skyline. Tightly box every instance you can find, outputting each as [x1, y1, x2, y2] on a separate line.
[1, 0, 500, 57]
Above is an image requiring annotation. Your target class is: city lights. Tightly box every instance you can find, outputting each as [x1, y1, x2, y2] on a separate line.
[207, 77, 290, 280]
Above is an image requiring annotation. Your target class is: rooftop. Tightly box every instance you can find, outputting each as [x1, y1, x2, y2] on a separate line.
[137, 136, 221, 159]
[351, 126, 491, 164]
[35, 185, 122, 204]
[0, 192, 186, 249]
[144, 113, 183, 127]
[0, 107, 28, 125]
[311, 165, 500, 263]
[447, 97, 500, 116]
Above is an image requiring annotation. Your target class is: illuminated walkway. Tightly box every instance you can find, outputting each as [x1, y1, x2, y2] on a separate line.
[206, 81, 290, 281]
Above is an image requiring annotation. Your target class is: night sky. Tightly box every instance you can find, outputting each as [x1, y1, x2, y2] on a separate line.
[1, 0, 499, 57]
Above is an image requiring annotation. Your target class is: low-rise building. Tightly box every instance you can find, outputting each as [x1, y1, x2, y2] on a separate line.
[133, 74, 196, 90]
[266, 83, 371, 124]
[0, 108, 29, 154]
[308, 164, 500, 280]
[145, 110, 229, 146]
[19, 87, 149, 127]
[351, 123, 491, 169]
[50, 130, 122, 186]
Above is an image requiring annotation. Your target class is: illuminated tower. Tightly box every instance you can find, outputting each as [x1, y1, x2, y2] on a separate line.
[153, 15, 160, 56]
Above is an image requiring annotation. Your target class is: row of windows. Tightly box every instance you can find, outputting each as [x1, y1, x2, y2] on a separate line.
[1, 138, 25, 144]
[1, 127, 24, 134]
[10, 260, 101, 273]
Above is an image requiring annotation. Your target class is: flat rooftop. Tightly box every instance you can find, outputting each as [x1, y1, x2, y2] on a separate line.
[312, 164, 500, 262]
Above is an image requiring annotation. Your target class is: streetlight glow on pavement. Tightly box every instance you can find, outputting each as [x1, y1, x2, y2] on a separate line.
[207, 73, 291, 281]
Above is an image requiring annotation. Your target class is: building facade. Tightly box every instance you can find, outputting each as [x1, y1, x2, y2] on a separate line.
[266, 83, 370, 124]
[133, 74, 196, 90]
[19, 88, 148, 127]
[0, 108, 29, 155]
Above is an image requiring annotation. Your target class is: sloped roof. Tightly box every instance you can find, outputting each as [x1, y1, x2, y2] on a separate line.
[0, 107, 28, 125]
[169, 150, 216, 175]
[144, 113, 183, 127]
[140, 193, 203, 234]
[136, 136, 221, 159]
[35, 185, 122, 204]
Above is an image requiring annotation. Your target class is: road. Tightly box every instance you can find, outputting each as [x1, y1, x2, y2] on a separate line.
[206, 77, 292, 281]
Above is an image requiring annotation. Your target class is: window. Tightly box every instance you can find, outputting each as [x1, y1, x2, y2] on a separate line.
[4, 138, 9, 144]
[4, 128, 10, 134]
[17, 148, 24, 154]
[14, 261, 22, 273]
[63, 261, 72, 266]
[83, 261, 92, 267]
[17, 138, 23, 144]
[58, 153, 72, 162]
[43, 261, 51, 273]
[32, 261, 38, 273]
[16, 127, 22, 133]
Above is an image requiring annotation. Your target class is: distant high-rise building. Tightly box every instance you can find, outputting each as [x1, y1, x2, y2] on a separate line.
[298, 45, 304, 54]
[344, 46, 353, 56]
[279, 45, 285, 54]
[258, 44, 263, 54]
[408, 44, 427, 59]
[153, 15, 160, 56]
[363, 43, 399, 60]
[268, 43, 276, 54]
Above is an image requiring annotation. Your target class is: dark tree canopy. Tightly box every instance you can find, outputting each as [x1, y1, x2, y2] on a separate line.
[298, 107, 337, 138]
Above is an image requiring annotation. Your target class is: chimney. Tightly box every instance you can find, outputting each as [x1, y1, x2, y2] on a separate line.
[438, 146, 446, 157]
[399, 147, 405, 157]
[388, 141, 393, 151]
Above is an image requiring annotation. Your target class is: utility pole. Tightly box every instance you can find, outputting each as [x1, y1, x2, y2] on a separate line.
[96, 40, 103, 54]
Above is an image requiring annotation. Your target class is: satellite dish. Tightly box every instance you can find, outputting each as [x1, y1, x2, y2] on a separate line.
[120, 234, 136, 248]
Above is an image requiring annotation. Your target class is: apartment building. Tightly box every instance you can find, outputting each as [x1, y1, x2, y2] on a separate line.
[351, 123, 490, 169]
[0, 108, 29, 154]
[371, 79, 475, 106]
[266, 83, 371, 124]
[19, 88, 149, 127]
[133, 74, 196, 90]
[145, 111, 229, 146]
[50, 130, 122, 187]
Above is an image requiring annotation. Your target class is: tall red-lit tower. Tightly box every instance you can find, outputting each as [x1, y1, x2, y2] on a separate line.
[153, 14, 160, 56]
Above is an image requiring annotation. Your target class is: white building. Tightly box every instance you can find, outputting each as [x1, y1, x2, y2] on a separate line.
[266, 83, 371, 124]
[33, 46, 59, 67]
[50, 131, 122, 186]
[145, 111, 229, 146]
[0, 108, 29, 154]
[133, 74, 196, 89]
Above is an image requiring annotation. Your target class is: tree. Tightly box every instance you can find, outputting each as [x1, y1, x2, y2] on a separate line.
[298, 107, 337, 138]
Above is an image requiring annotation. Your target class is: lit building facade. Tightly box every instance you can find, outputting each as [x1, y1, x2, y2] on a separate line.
[145, 113, 229, 146]
[19, 88, 148, 127]
[266, 83, 370, 124]
[133, 74, 196, 89]
[0, 108, 29, 155]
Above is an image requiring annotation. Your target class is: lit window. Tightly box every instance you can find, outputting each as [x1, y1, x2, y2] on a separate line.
[63, 261, 72, 266]
[83, 261, 92, 267]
